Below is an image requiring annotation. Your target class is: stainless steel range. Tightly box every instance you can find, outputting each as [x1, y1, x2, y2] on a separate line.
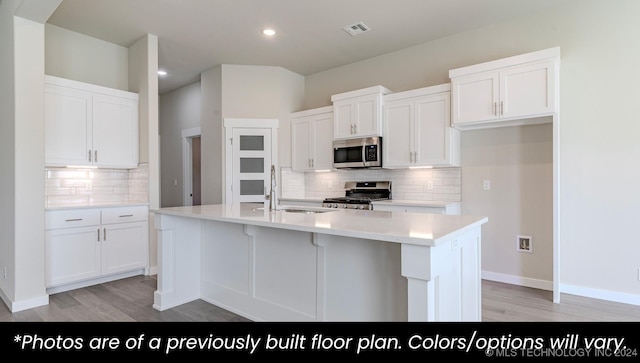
[322, 181, 392, 210]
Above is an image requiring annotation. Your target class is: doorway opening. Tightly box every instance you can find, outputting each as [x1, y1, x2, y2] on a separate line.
[182, 127, 201, 206]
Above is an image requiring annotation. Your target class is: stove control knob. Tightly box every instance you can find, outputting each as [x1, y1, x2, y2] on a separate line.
[343, 204, 348, 208]
[332, 203, 338, 208]
[360, 205, 366, 210]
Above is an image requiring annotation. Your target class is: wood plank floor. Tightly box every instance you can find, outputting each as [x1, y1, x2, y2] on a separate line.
[2, 275, 640, 322]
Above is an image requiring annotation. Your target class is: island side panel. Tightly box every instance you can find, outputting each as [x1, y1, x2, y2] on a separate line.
[401, 226, 482, 322]
[153, 214, 203, 311]
[199, 221, 322, 321]
[323, 236, 407, 321]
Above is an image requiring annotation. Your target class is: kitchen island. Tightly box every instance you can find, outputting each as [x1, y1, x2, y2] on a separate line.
[151, 203, 487, 322]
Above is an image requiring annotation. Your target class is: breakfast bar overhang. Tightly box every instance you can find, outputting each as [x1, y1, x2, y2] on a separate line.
[151, 204, 488, 322]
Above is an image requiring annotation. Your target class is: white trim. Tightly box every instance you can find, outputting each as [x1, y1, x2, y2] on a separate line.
[448, 47, 560, 78]
[223, 118, 279, 204]
[0, 287, 49, 313]
[482, 271, 553, 291]
[560, 283, 640, 307]
[182, 127, 201, 206]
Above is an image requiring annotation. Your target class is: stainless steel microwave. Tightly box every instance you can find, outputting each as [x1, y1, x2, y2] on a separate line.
[333, 136, 382, 169]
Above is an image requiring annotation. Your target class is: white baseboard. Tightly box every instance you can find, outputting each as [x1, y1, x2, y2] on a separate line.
[482, 271, 640, 306]
[46, 269, 145, 295]
[0, 286, 49, 313]
[482, 270, 553, 291]
[560, 283, 640, 306]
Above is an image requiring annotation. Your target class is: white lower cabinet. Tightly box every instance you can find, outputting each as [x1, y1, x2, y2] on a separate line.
[45, 205, 149, 290]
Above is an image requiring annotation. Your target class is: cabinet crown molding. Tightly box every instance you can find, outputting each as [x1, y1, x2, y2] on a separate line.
[449, 47, 560, 78]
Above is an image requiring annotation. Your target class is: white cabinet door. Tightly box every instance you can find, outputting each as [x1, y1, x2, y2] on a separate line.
[333, 95, 380, 139]
[291, 116, 312, 172]
[44, 85, 93, 167]
[92, 94, 139, 168]
[45, 226, 101, 287]
[102, 221, 147, 275]
[333, 102, 354, 140]
[331, 86, 392, 140]
[45, 206, 149, 289]
[44, 76, 139, 168]
[383, 99, 413, 168]
[291, 107, 333, 172]
[500, 60, 556, 119]
[383, 84, 459, 168]
[311, 112, 334, 170]
[449, 48, 559, 129]
[415, 93, 455, 166]
[451, 72, 499, 126]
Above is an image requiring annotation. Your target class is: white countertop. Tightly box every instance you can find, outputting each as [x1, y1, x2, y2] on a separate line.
[46, 202, 149, 211]
[151, 203, 487, 247]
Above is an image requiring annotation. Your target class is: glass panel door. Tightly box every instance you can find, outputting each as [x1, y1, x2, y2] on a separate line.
[232, 128, 271, 204]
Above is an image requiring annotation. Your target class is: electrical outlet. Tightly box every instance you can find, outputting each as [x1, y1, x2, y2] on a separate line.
[427, 180, 434, 190]
[483, 180, 491, 190]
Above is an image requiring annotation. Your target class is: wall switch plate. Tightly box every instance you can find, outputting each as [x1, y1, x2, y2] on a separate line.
[483, 180, 491, 190]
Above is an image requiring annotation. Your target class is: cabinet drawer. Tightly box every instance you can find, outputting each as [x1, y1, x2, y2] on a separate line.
[46, 209, 101, 229]
[101, 206, 148, 224]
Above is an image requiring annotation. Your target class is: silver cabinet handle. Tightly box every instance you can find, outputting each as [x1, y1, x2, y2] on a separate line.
[493, 102, 497, 116]
[311, 158, 314, 167]
[119, 214, 133, 218]
[88, 150, 92, 162]
[500, 101, 504, 115]
[409, 151, 413, 163]
[65, 218, 82, 222]
[104, 228, 106, 241]
[94, 150, 98, 163]
[97, 228, 100, 241]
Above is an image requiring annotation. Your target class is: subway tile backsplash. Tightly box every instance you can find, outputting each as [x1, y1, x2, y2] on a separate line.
[45, 163, 149, 207]
[280, 167, 461, 202]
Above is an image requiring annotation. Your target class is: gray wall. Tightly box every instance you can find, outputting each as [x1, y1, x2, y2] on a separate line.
[159, 81, 201, 207]
[302, 0, 640, 301]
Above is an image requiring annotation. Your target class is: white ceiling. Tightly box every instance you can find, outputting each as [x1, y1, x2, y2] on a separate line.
[46, 0, 573, 94]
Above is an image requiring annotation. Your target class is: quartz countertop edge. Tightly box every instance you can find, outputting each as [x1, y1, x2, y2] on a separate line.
[151, 204, 487, 247]
[46, 202, 150, 211]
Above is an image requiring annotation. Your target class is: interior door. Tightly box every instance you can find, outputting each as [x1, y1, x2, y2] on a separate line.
[231, 128, 272, 204]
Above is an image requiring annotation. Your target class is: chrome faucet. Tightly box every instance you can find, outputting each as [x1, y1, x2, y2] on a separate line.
[267, 164, 276, 211]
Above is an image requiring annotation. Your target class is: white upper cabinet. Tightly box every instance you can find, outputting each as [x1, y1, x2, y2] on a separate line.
[331, 85, 393, 140]
[291, 106, 334, 172]
[383, 84, 460, 168]
[45, 75, 139, 168]
[449, 47, 559, 130]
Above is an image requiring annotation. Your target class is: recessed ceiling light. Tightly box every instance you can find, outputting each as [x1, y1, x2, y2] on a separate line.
[262, 29, 276, 36]
[158, 70, 167, 76]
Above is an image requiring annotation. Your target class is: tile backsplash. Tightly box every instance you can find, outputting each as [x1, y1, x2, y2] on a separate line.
[45, 163, 149, 207]
[280, 167, 461, 201]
